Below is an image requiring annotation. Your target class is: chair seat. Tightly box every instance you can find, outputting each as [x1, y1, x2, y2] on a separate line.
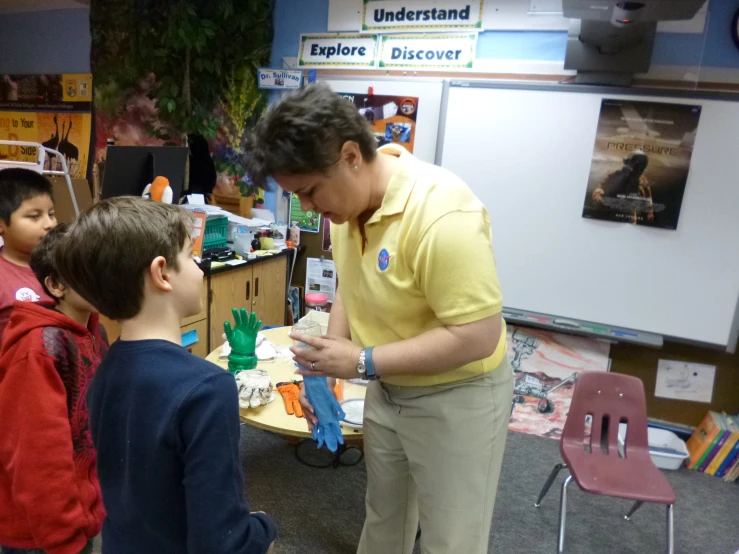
[563, 447, 676, 505]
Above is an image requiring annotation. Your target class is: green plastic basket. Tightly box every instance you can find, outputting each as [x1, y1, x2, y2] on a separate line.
[203, 216, 229, 250]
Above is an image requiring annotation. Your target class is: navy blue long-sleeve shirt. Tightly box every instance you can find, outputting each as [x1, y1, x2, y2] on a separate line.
[87, 339, 276, 554]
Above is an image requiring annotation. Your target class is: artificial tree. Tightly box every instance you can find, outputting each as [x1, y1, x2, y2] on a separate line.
[91, 0, 273, 190]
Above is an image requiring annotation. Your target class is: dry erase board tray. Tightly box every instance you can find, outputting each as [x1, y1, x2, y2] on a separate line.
[501, 308, 663, 348]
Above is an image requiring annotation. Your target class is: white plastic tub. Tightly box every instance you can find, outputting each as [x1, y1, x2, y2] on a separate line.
[617, 424, 689, 470]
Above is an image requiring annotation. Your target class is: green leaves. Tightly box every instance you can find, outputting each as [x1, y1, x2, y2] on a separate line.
[91, 0, 274, 146]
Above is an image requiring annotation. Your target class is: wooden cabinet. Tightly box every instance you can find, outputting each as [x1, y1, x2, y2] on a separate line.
[181, 319, 209, 358]
[209, 256, 288, 347]
[252, 256, 288, 327]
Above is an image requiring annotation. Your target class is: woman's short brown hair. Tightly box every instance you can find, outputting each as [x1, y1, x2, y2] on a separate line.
[55, 196, 194, 320]
[246, 82, 377, 188]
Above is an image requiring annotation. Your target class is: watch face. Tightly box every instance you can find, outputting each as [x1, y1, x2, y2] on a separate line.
[733, 8, 739, 51]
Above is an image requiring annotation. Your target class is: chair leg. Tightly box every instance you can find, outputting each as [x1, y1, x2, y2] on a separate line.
[557, 474, 573, 554]
[534, 462, 567, 507]
[666, 504, 674, 554]
[624, 500, 644, 521]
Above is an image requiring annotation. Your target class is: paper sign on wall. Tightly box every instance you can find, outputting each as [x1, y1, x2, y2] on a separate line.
[377, 33, 477, 69]
[257, 68, 302, 90]
[362, 0, 485, 33]
[299, 33, 379, 68]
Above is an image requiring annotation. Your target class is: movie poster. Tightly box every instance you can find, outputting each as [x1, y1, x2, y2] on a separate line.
[582, 99, 702, 230]
[338, 92, 419, 153]
[507, 326, 610, 440]
[0, 74, 92, 179]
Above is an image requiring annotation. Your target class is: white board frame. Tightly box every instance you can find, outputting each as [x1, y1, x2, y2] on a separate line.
[437, 81, 739, 350]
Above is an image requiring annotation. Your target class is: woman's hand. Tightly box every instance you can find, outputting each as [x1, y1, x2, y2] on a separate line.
[289, 332, 361, 380]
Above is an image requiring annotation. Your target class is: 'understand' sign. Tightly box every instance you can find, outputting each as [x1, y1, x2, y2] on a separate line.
[362, 0, 485, 33]
[299, 34, 379, 68]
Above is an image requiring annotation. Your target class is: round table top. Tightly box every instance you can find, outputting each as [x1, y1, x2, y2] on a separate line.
[206, 326, 365, 439]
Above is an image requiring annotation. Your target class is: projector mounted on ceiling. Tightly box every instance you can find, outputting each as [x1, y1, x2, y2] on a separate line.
[562, 0, 706, 85]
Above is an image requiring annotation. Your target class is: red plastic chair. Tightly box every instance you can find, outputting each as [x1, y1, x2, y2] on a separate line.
[534, 371, 676, 554]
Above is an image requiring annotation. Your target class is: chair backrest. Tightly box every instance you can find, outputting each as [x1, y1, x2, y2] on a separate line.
[561, 371, 650, 460]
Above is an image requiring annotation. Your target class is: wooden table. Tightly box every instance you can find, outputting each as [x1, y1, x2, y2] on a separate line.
[206, 326, 366, 440]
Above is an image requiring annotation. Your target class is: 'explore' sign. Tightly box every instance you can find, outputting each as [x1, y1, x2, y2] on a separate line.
[299, 34, 379, 68]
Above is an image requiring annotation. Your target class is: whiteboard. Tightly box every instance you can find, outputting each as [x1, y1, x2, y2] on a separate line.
[320, 78, 444, 164]
[439, 83, 739, 346]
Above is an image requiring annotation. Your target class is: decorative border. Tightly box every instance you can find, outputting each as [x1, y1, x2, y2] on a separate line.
[298, 34, 379, 67]
[377, 33, 477, 70]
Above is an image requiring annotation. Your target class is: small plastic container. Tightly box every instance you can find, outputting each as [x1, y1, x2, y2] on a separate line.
[617, 424, 689, 470]
[305, 293, 329, 312]
[292, 320, 322, 350]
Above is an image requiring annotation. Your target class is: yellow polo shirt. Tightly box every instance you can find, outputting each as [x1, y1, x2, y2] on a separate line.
[331, 145, 507, 386]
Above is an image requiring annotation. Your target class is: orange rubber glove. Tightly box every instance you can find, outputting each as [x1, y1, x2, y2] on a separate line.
[277, 382, 303, 418]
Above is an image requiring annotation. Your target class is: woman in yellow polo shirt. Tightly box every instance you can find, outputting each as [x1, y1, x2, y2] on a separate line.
[247, 83, 514, 554]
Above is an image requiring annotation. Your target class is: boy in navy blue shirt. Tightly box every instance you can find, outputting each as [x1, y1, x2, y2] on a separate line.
[55, 197, 276, 554]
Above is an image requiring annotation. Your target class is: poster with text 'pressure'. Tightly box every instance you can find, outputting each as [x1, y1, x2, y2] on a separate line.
[338, 92, 419, 154]
[582, 99, 702, 230]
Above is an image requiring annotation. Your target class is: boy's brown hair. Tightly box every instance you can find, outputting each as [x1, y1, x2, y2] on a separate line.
[55, 197, 194, 320]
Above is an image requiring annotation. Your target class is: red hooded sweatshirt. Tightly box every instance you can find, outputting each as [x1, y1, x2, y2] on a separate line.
[0, 301, 109, 554]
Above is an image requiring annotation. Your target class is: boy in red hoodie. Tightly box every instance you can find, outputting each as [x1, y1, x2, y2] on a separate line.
[0, 224, 109, 554]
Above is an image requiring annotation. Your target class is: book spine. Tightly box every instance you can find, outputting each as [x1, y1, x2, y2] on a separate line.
[686, 412, 719, 469]
[698, 430, 729, 472]
[716, 441, 739, 478]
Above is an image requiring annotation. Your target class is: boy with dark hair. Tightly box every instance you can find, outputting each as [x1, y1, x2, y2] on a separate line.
[0, 224, 108, 554]
[0, 168, 57, 340]
[55, 196, 276, 554]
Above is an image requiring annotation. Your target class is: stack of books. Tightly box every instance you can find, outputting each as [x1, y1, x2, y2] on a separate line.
[686, 411, 739, 481]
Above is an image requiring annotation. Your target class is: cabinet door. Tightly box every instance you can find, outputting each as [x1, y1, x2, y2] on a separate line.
[209, 266, 253, 350]
[181, 319, 209, 358]
[253, 257, 287, 327]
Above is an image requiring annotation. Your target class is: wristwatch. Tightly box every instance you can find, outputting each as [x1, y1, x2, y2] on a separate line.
[358, 347, 378, 381]
[357, 349, 367, 379]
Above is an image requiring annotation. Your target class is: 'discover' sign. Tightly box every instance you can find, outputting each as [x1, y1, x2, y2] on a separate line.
[377, 33, 477, 69]
[299, 34, 379, 68]
[257, 68, 303, 90]
[362, 0, 485, 33]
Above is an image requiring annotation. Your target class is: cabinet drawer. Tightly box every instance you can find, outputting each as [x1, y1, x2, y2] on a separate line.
[181, 319, 209, 358]
[180, 280, 209, 327]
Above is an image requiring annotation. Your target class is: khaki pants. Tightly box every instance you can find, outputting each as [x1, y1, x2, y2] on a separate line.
[357, 357, 514, 554]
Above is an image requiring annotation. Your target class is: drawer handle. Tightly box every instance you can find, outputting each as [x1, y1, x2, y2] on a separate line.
[246, 281, 250, 301]
[255, 277, 259, 297]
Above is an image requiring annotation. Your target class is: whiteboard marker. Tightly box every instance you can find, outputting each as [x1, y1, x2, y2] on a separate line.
[554, 319, 580, 329]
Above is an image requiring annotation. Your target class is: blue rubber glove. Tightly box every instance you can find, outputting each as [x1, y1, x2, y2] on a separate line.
[303, 376, 345, 452]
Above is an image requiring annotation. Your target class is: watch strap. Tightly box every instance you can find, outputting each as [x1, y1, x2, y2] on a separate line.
[364, 346, 378, 380]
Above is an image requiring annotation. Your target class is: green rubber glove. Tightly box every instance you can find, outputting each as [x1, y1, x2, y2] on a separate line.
[224, 308, 262, 374]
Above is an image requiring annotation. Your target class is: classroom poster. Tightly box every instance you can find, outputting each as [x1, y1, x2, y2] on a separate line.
[582, 99, 702, 230]
[0, 74, 93, 179]
[338, 92, 419, 153]
[322, 217, 332, 252]
[305, 258, 337, 302]
[289, 194, 321, 233]
[507, 326, 610, 440]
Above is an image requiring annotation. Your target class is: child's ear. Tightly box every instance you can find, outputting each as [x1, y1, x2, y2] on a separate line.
[149, 256, 173, 292]
[44, 276, 66, 300]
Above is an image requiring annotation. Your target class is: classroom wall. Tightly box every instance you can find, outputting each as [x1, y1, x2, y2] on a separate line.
[270, 0, 739, 74]
[0, 8, 91, 74]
